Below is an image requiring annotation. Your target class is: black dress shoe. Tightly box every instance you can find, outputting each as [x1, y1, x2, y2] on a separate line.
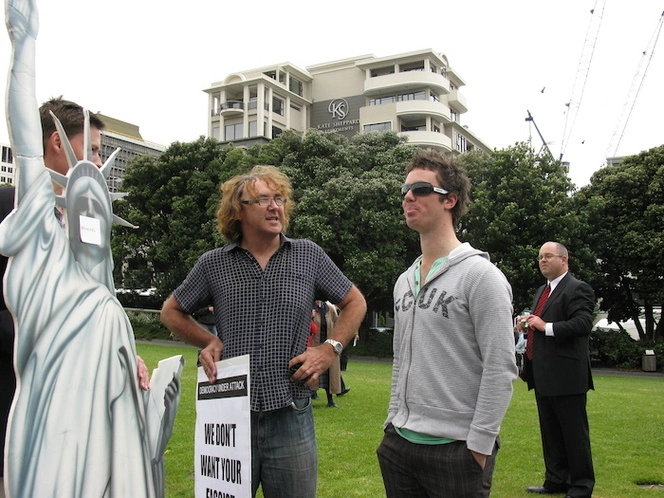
[526, 486, 565, 494]
[337, 387, 351, 396]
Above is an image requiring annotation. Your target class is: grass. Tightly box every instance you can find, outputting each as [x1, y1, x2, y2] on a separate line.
[137, 343, 664, 498]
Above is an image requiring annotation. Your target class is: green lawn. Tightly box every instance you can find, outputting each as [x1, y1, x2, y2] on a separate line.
[137, 343, 664, 498]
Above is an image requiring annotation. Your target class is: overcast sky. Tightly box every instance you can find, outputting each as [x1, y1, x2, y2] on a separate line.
[1, 0, 662, 187]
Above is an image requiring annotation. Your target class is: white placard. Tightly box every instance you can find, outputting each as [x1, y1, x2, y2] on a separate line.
[195, 355, 251, 498]
[79, 214, 102, 245]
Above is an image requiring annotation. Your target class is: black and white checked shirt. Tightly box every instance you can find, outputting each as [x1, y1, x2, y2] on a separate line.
[173, 235, 353, 412]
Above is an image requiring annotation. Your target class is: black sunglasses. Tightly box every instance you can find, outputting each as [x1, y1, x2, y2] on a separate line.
[401, 181, 449, 198]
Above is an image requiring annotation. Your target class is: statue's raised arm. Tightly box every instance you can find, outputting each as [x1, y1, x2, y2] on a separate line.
[6, 0, 44, 201]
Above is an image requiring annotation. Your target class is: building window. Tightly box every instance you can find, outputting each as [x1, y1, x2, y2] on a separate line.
[364, 122, 392, 133]
[455, 132, 468, 152]
[400, 61, 424, 72]
[264, 70, 277, 80]
[370, 66, 395, 77]
[225, 123, 243, 141]
[1, 145, 12, 163]
[248, 97, 258, 110]
[212, 126, 220, 140]
[249, 121, 258, 138]
[289, 76, 304, 97]
[272, 126, 283, 138]
[272, 96, 284, 116]
[369, 95, 396, 106]
[397, 91, 426, 102]
[451, 110, 458, 122]
[279, 71, 286, 85]
[430, 93, 440, 103]
[401, 121, 426, 132]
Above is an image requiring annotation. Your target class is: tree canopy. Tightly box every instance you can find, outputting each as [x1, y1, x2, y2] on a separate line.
[459, 142, 596, 313]
[112, 133, 662, 342]
[575, 145, 664, 341]
[113, 130, 420, 317]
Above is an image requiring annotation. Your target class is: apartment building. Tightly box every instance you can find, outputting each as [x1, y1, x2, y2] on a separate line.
[1, 143, 14, 185]
[97, 114, 165, 192]
[204, 48, 491, 154]
[1, 115, 164, 192]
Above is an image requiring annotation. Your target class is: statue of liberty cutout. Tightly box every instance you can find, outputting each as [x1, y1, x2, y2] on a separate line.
[1, 0, 183, 497]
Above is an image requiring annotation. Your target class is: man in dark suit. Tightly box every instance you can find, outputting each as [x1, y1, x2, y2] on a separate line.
[520, 241, 595, 498]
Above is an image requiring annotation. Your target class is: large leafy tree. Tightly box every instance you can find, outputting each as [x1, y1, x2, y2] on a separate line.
[112, 130, 420, 317]
[574, 145, 664, 341]
[112, 137, 229, 300]
[459, 142, 595, 314]
[275, 129, 420, 313]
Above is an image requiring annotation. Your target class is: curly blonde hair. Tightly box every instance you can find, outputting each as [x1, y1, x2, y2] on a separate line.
[216, 165, 294, 243]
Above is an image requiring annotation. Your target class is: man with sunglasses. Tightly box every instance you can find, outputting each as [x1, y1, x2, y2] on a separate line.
[519, 242, 595, 498]
[377, 149, 517, 497]
[161, 165, 366, 498]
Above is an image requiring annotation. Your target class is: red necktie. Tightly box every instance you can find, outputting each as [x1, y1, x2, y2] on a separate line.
[526, 283, 551, 360]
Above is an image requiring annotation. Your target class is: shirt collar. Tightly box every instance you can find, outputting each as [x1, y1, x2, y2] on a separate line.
[548, 271, 567, 293]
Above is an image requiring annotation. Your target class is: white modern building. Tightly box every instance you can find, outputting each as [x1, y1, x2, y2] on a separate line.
[204, 48, 491, 154]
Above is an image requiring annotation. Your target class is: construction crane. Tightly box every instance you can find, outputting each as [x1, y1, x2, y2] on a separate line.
[604, 10, 664, 159]
[559, 1, 607, 162]
[526, 110, 555, 161]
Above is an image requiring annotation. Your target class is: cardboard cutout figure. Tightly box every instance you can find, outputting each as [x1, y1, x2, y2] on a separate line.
[1, 1, 183, 496]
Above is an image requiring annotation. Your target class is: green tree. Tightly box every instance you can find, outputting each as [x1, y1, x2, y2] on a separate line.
[459, 142, 595, 314]
[276, 129, 420, 313]
[112, 130, 420, 318]
[112, 137, 228, 301]
[575, 145, 664, 341]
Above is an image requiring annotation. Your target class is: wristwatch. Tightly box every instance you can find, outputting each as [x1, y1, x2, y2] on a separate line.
[324, 339, 343, 355]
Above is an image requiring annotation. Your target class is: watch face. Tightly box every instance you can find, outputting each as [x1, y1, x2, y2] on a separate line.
[327, 339, 342, 354]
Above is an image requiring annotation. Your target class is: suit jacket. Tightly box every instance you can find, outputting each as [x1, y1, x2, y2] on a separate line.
[522, 272, 595, 396]
[0, 186, 15, 359]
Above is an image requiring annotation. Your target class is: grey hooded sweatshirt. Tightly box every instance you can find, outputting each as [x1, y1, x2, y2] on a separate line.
[386, 242, 518, 455]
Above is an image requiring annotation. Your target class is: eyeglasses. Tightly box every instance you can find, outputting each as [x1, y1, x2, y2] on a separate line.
[537, 254, 564, 262]
[241, 195, 287, 207]
[401, 181, 449, 198]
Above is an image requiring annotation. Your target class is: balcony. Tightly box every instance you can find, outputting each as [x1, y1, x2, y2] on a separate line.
[399, 130, 452, 151]
[364, 71, 450, 97]
[395, 100, 451, 122]
[220, 100, 245, 116]
[447, 89, 468, 113]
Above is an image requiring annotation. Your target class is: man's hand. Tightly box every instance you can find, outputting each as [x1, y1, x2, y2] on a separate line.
[288, 342, 337, 388]
[470, 450, 487, 469]
[199, 335, 223, 384]
[526, 314, 546, 332]
[136, 355, 149, 390]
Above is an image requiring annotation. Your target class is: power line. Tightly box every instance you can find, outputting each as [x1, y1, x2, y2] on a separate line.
[604, 10, 664, 160]
[559, 1, 607, 162]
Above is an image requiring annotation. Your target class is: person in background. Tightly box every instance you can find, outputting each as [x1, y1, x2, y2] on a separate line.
[160, 165, 366, 498]
[312, 300, 342, 407]
[377, 148, 517, 497]
[0, 97, 107, 495]
[519, 241, 595, 498]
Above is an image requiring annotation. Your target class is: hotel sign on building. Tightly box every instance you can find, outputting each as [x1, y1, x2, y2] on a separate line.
[310, 95, 364, 140]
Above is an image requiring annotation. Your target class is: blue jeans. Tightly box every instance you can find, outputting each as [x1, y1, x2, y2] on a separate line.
[251, 398, 317, 498]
